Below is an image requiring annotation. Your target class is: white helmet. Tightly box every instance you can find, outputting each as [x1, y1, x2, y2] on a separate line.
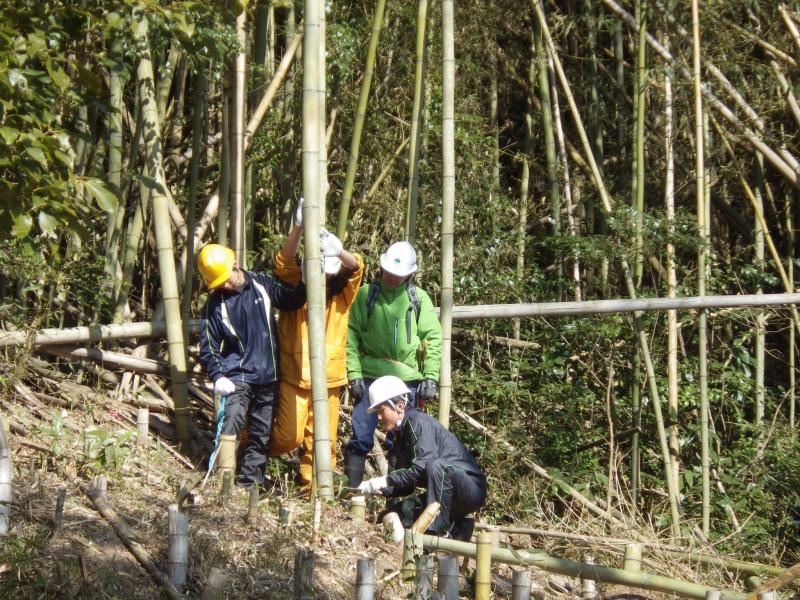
[367, 375, 410, 413]
[380, 241, 417, 277]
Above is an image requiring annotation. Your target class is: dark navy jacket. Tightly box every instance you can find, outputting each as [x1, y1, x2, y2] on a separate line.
[199, 271, 306, 386]
[385, 408, 486, 497]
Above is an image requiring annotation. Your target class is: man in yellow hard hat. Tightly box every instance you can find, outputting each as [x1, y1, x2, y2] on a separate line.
[270, 199, 364, 488]
[197, 243, 306, 490]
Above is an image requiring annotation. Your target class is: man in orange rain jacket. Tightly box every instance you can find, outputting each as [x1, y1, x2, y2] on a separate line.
[270, 200, 364, 486]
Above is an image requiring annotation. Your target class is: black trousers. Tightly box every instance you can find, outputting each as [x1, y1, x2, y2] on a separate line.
[217, 381, 277, 486]
[384, 460, 487, 534]
[425, 459, 487, 534]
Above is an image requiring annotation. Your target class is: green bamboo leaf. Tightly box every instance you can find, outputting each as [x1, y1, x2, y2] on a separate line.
[173, 12, 195, 39]
[25, 145, 47, 167]
[84, 177, 119, 213]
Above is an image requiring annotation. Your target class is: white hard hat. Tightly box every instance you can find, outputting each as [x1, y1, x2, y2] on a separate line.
[367, 375, 410, 413]
[380, 241, 418, 277]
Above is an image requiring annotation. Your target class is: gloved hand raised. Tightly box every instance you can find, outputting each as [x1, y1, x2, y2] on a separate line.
[357, 475, 388, 495]
[319, 228, 343, 258]
[294, 197, 304, 228]
[349, 378, 367, 404]
[214, 377, 236, 396]
[417, 379, 438, 401]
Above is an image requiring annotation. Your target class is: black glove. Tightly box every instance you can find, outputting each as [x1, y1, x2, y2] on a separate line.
[349, 378, 367, 404]
[417, 379, 438, 401]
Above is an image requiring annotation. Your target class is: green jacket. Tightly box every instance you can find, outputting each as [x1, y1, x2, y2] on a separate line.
[346, 281, 442, 382]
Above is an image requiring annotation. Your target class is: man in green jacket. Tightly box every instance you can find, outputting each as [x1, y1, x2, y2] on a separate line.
[345, 241, 442, 487]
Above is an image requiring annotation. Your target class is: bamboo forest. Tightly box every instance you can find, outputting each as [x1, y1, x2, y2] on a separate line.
[3, 0, 800, 598]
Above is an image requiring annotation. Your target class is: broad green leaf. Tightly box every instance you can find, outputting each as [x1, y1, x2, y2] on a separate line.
[11, 211, 32, 237]
[25, 145, 47, 167]
[173, 12, 195, 40]
[0, 127, 19, 145]
[38, 211, 58, 234]
[8, 68, 27, 88]
[45, 60, 70, 92]
[84, 177, 119, 213]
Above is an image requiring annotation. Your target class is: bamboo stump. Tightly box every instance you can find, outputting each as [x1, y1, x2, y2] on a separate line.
[475, 530, 492, 600]
[294, 548, 315, 600]
[512, 569, 531, 600]
[350, 495, 366, 523]
[624, 543, 642, 573]
[137, 407, 150, 447]
[402, 530, 424, 587]
[246, 485, 259, 525]
[414, 553, 434, 599]
[706, 591, 722, 600]
[0, 417, 10, 536]
[355, 556, 374, 600]
[166, 504, 189, 591]
[93, 475, 108, 501]
[581, 553, 597, 598]
[53, 484, 67, 530]
[437, 554, 460, 600]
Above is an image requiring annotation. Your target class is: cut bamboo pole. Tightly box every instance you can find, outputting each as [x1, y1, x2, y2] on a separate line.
[0, 320, 202, 347]
[137, 407, 150, 447]
[166, 504, 188, 591]
[356, 556, 375, 600]
[740, 562, 800, 600]
[475, 530, 492, 600]
[438, 554, 459, 599]
[415, 553, 434, 599]
[438, 0, 455, 429]
[303, 0, 333, 499]
[512, 569, 531, 600]
[350, 495, 366, 523]
[0, 417, 10, 536]
[581, 554, 598, 598]
[294, 548, 315, 600]
[624, 544, 642, 573]
[201, 567, 229, 600]
[93, 475, 108, 501]
[246, 486, 259, 525]
[403, 530, 424, 585]
[229, 2, 248, 264]
[411, 501, 440, 534]
[41, 346, 169, 376]
[53, 484, 66, 531]
[419, 535, 746, 600]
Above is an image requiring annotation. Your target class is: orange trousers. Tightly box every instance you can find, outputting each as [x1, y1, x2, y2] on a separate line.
[270, 382, 340, 485]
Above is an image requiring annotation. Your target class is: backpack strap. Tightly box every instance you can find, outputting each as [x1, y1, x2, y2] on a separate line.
[366, 281, 381, 318]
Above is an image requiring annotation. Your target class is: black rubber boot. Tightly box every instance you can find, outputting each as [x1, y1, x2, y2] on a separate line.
[345, 454, 367, 488]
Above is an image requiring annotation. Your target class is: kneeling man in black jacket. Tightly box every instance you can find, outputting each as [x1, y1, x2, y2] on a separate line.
[356, 375, 487, 539]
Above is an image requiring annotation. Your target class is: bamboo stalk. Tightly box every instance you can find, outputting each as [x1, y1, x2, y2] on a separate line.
[41, 346, 170, 376]
[356, 556, 375, 600]
[230, 4, 248, 265]
[303, 0, 333, 499]
[405, 0, 429, 243]
[419, 535, 746, 600]
[602, 0, 799, 189]
[780, 4, 800, 56]
[0, 417, 10, 536]
[438, 0, 455, 429]
[294, 548, 315, 599]
[475, 530, 492, 600]
[337, 0, 387, 238]
[131, 6, 190, 444]
[166, 504, 188, 591]
[531, 0, 681, 535]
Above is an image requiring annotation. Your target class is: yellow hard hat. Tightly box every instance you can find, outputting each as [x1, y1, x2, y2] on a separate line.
[198, 244, 235, 289]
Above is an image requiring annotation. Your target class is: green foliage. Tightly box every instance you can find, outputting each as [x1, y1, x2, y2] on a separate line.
[80, 427, 136, 474]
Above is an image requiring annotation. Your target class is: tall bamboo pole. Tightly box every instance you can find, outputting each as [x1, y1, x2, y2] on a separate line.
[690, 0, 710, 536]
[663, 14, 680, 501]
[405, 0, 429, 243]
[489, 40, 500, 236]
[181, 66, 206, 325]
[632, 0, 647, 285]
[303, 0, 333, 498]
[438, 0, 455, 429]
[105, 42, 126, 303]
[789, 187, 796, 430]
[755, 153, 766, 428]
[318, 1, 327, 224]
[530, 0, 681, 539]
[131, 6, 190, 444]
[337, 0, 388, 239]
[280, 5, 297, 210]
[218, 93, 231, 246]
[532, 13, 559, 237]
[230, 3, 248, 266]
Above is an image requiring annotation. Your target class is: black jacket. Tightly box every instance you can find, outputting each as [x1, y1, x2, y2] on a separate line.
[199, 271, 305, 385]
[384, 408, 485, 497]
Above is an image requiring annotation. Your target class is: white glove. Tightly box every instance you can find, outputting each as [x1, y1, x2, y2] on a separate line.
[357, 475, 388, 495]
[213, 377, 236, 396]
[294, 197, 304, 227]
[319, 228, 343, 258]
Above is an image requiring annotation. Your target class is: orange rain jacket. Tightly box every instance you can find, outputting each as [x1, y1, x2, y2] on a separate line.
[274, 250, 364, 388]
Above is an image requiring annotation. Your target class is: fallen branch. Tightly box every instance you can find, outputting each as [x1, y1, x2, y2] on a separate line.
[40, 346, 170, 376]
[741, 562, 800, 599]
